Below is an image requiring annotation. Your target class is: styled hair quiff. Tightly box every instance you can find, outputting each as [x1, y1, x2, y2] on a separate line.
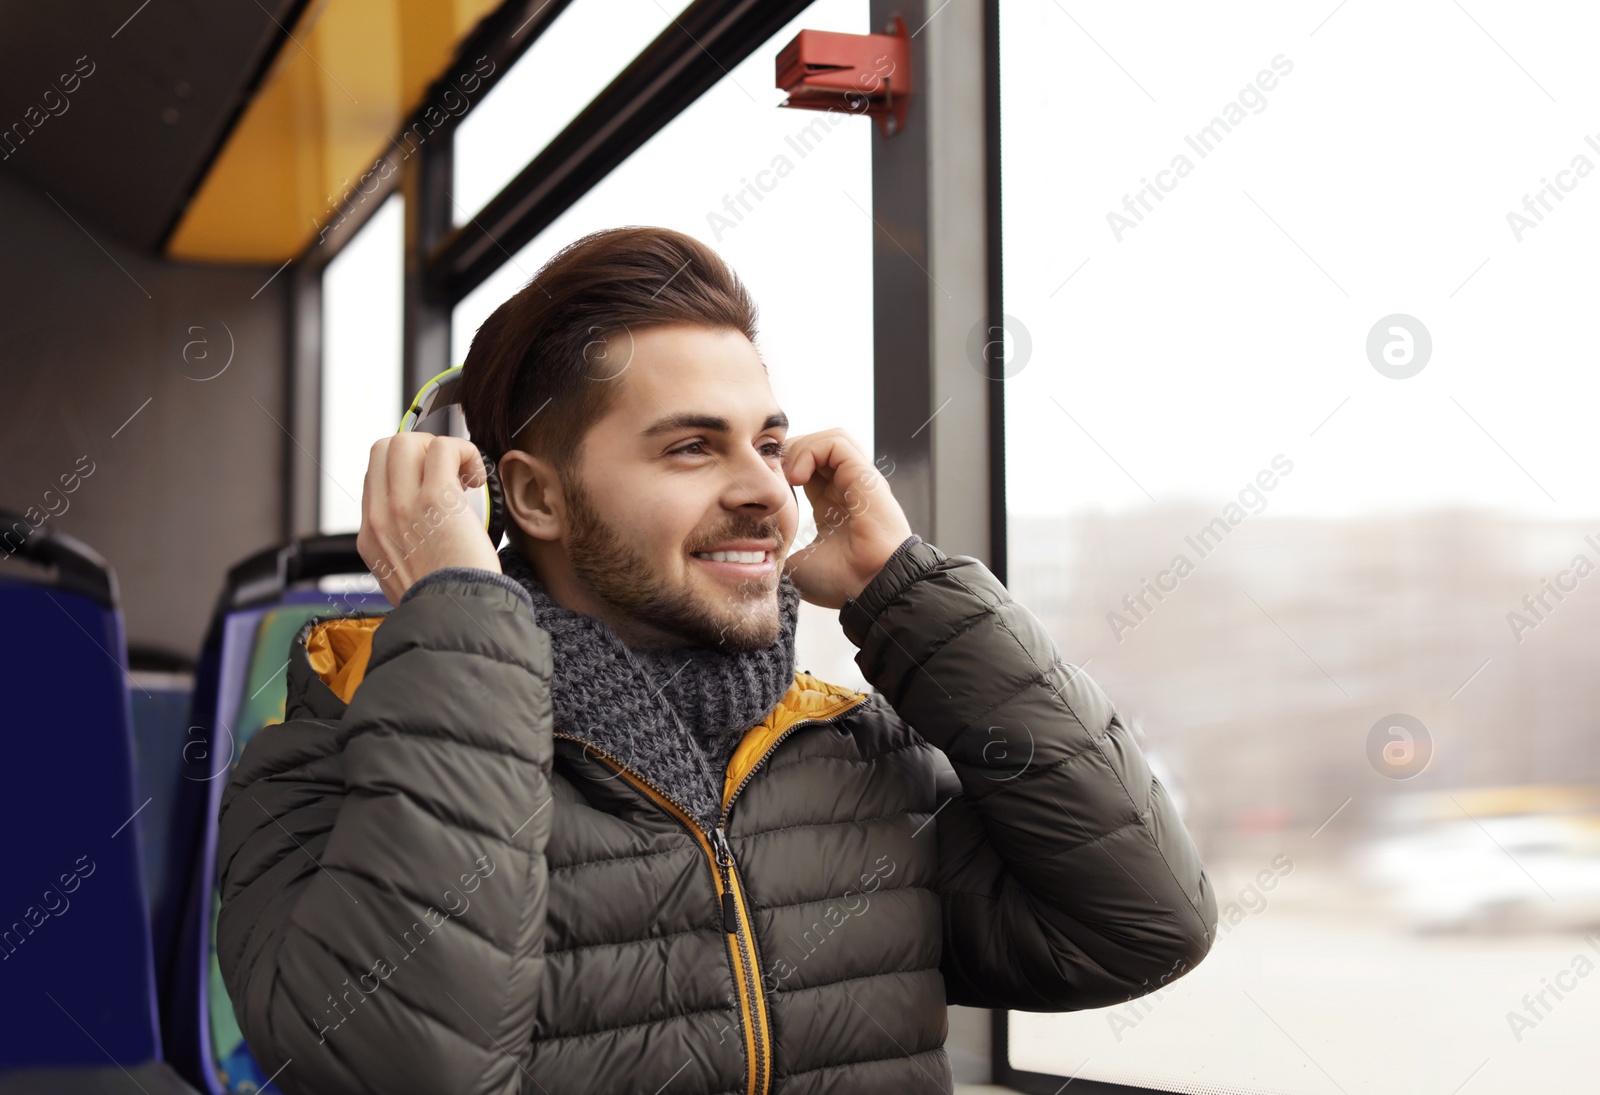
[459, 226, 761, 475]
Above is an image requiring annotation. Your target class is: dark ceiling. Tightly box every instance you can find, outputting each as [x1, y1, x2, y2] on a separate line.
[0, 0, 302, 256]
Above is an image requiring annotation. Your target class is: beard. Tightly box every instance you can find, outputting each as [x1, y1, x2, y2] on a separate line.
[562, 471, 784, 653]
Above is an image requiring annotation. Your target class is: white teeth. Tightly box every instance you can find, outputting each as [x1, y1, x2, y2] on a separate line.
[695, 550, 767, 564]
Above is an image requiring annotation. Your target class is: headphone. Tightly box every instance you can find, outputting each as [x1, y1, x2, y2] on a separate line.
[397, 367, 507, 549]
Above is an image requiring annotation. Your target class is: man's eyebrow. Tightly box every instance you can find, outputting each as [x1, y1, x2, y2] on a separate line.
[640, 411, 789, 437]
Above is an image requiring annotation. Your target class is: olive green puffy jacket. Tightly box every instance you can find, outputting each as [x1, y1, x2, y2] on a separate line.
[215, 539, 1216, 1095]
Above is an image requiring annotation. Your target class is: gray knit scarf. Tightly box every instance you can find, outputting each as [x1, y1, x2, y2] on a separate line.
[497, 544, 800, 830]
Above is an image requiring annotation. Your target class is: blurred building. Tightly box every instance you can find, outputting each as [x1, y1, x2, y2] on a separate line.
[1010, 508, 1600, 859]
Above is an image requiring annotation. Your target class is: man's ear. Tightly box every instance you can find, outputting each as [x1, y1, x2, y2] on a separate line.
[497, 449, 565, 543]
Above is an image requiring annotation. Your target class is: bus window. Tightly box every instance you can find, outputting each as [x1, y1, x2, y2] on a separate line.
[1001, 2, 1600, 1091]
[321, 194, 404, 534]
[451, 0, 695, 225]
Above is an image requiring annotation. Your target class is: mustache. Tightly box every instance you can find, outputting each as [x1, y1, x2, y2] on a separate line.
[690, 520, 784, 552]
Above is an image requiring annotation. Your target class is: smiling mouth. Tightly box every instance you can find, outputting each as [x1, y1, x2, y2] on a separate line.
[692, 549, 770, 564]
[684, 547, 777, 582]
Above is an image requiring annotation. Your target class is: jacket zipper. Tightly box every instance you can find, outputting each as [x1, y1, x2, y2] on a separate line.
[552, 690, 868, 1095]
[710, 823, 765, 1093]
[709, 697, 866, 1095]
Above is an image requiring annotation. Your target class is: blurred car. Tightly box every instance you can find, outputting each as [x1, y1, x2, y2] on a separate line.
[1357, 786, 1600, 934]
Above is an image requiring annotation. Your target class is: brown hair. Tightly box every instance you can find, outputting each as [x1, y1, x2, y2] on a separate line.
[459, 226, 761, 476]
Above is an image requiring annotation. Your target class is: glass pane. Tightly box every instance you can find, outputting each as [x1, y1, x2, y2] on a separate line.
[320, 194, 403, 534]
[450, 0, 695, 225]
[452, 0, 872, 690]
[1002, 2, 1600, 1092]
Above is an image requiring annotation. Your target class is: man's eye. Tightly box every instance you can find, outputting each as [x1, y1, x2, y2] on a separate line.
[763, 440, 788, 458]
[671, 440, 709, 456]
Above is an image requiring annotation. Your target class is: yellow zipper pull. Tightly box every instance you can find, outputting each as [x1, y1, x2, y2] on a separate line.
[711, 826, 739, 934]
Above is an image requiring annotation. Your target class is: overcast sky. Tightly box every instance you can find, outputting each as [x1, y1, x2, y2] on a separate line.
[1001, 0, 1600, 523]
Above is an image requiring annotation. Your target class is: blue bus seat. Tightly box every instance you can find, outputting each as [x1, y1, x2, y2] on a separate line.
[126, 648, 200, 1037]
[164, 535, 388, 1095]
[0, 1060, 202, 1094]
[0, 517, 199, 1093]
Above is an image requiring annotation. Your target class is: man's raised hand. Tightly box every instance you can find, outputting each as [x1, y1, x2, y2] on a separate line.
[356, 433, 502, 606]
[781, 428, 913, 610]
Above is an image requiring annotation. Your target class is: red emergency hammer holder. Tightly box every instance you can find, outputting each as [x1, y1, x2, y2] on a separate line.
[775, 17, 911, 137]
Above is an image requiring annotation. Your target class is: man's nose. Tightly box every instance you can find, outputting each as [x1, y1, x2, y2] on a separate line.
[724, 447, 792, 515]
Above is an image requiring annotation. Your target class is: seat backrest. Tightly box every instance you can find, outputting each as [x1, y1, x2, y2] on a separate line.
[127, 657, 199, 1032]
[164, 535, 388, 1094]
[0, 525, 163, 1071]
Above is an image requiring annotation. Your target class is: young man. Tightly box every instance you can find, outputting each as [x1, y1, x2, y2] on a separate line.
[215, 227, 1216, 1095]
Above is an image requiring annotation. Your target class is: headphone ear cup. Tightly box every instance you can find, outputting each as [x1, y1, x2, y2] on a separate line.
[479, 444, 507, 550]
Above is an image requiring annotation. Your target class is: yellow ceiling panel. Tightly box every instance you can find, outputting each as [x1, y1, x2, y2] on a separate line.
[168, 0, 498, 263]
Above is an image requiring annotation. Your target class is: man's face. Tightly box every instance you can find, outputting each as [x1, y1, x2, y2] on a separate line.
[553, 324, 798, 652]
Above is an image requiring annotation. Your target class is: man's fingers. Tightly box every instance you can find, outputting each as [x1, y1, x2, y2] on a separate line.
[357, 437, 391, 571]
[787, 430, 863, 489]
[363, 436, 391, 519]
[459, 438, 490, 492]
[783, 431, 822, 486]
[385, 432, 428, 514]
[360, 437, 391, 546]
[356, 432, 501, 603]
[422, 435, 486, 511]
[787, 432, 838, 486]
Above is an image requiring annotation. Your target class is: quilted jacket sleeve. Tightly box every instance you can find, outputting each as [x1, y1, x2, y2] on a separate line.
[840, 537, 1217, 1011]
[214, 575, 554, 1095]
